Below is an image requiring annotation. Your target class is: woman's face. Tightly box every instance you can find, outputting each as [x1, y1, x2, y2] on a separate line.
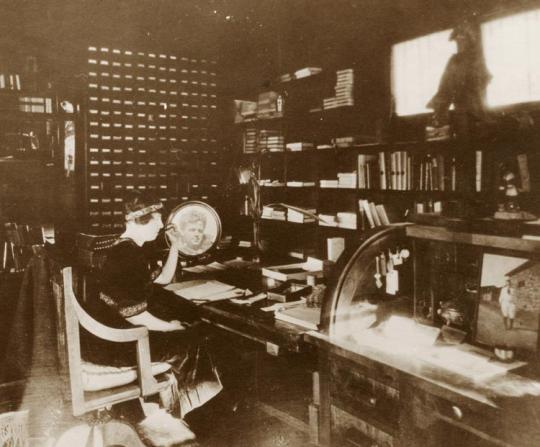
[139, 212, 164, 242]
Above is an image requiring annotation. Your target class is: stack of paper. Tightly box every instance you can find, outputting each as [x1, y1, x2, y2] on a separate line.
[320, 179, 339, 188]
[318, 214, 338, 227]
[287, 208, 317, 223]
[183, 262, 228, 273]
[286, 180, 316, 187]
[323, 68, 354, 109]
[262, 205, 287, 221]
[294, 67, 322, 79]
[337, 172, 357, 188]
[286, 142, 314, 152]
[275, 304, 321, 330]
[165, 280, 244, 303]
[337, 212, 357, 229]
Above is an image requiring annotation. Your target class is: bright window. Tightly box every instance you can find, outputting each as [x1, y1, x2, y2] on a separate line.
[482, 8, 540, 107]
[392, 29, 456, 116]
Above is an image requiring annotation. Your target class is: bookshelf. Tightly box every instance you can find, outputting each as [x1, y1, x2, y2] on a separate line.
[233, 66, 540, 260]
[83, 46, 224, 233]
[0, 60, 76, 227]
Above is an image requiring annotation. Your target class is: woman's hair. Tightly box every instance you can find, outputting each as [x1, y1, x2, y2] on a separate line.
[124, 190, 161, 225]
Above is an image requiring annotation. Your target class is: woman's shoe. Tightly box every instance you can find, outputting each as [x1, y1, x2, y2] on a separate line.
[138, 408, 195, 447]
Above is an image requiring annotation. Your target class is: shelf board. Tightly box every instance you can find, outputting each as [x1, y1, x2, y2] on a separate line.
[406, 224, 540, 253]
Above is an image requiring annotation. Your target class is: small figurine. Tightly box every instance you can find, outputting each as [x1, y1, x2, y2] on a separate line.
[494, 163, 536, 220]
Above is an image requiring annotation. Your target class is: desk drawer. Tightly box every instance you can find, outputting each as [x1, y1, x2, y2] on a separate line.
[331, 405, 394, 447]
[410, 386, 505, 445]
[330, 359, 400, 432]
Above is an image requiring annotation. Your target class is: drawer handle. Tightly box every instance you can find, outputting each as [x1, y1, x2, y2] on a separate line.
[452, 405, 463, 420]
[368, 397, 377, 407]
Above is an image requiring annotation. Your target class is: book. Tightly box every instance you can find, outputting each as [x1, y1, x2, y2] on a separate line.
[517, 153, 531, 192]
[327, 237, 345, 262]
[369, 202, 382, 227]
[475, 150, 482, 192]
[375, 204, 391, 225]
[359, 199, 375, 228]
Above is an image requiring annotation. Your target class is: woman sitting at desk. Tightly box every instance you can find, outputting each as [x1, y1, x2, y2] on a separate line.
[83, 191, 222, 445]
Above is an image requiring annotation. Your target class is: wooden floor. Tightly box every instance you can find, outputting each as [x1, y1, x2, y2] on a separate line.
[187, 397, 314, 447]
[20, 396, 314, 447]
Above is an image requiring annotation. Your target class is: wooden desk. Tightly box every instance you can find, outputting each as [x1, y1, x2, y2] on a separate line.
[305, 331, 540, 447]
[167, 263, 317, 354]
[163, 264, 319, 438]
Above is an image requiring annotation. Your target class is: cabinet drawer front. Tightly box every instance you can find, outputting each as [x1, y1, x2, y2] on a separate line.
[332, 405, 394, 447]
[331, 361, 400, 431]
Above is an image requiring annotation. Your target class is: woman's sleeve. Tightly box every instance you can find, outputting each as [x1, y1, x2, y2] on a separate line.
[99, 248, 149, 318]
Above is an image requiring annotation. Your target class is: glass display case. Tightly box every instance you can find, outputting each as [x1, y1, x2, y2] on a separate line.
[320, 223, 413, 339]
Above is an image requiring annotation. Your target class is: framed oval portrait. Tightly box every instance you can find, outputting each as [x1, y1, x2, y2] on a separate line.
[165, 201, 222, 258]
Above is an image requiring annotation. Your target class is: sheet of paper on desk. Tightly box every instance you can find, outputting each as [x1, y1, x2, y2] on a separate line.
[421, 346, 511, 383]
[191, 288, 246, 303]
[182, 262, 228, 273]
[165, 280, 236, 300]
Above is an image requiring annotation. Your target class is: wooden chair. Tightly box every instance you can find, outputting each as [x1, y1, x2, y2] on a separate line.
[50, 264, 173, 447]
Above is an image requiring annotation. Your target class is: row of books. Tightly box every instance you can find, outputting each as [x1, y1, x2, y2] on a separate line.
[243, 129, 285, 153]
[19, 96, 53, 113]
[0, 73, 22, 90]
[357, 151, 457, 191]
[358, 199, 391, 229]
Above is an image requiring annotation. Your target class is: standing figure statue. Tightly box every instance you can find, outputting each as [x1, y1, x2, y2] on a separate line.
[426, 20, 491, 139]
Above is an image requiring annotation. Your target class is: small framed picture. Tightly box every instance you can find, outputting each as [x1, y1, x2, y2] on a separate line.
[476, 253, 540, 353]
[166, 201, 221, 258]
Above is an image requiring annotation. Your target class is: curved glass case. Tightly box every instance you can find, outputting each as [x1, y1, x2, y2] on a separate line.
[320, 224, 413, 340]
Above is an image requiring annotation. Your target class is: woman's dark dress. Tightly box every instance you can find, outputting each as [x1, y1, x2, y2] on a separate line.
[82, 238, 193, 368]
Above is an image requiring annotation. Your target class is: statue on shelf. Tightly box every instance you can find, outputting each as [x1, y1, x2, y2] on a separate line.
[426, 20, 491, 140]
[494, 163, 536, 220]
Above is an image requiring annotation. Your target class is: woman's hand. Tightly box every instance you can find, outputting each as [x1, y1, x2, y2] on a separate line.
[166, 319, 187, 331]
[165, 224, 183, 251]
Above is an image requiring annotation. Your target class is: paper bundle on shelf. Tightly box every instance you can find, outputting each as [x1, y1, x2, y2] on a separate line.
[287, 208, 317, 223]
[262, 205, 287, 221]
[286, 142, 314, 152]
[318, 213, 338, 227]
[337, 212, 357, 229]
[257, 91, 281, 118]
[294, 67, 322, 79]
[258, 129, 284, 152]
[286, 180, 316, 187]
[337, 172, 357, 188]
[319, 179, 339, 188]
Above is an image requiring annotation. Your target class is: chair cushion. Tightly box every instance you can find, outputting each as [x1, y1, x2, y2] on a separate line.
[81, 361, 171, 392]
